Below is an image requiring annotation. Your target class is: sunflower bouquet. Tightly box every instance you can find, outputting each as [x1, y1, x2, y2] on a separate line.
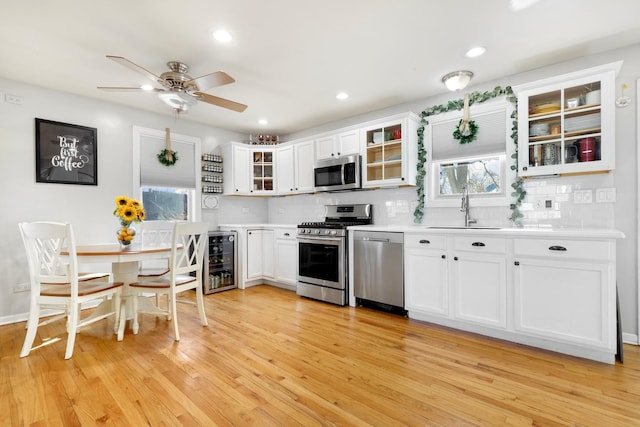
[113, 196, 146, 246]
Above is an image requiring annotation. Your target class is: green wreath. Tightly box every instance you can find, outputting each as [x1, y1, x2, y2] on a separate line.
[157, 148, 178, 166]
[453, 119, 479, 144]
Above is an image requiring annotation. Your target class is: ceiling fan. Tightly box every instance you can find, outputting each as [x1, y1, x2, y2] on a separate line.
[97, 55, 247, 114]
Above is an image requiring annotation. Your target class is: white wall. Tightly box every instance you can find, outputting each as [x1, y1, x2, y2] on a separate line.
[0, 78, 243, 323]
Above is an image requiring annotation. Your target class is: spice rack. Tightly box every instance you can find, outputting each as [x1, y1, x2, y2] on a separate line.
[201, 154, 223, 194]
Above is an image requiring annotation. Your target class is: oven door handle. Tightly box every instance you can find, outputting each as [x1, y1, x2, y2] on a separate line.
[297, 236, 343, 243]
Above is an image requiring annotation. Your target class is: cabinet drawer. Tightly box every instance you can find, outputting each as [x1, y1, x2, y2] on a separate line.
[404, 234, 447, 250]
[452, 236, 506, 254]
[274, 228, 297, 240]
[514, 238, 611, 261]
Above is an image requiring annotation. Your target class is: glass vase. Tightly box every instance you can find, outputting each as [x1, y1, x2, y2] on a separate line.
[116, 222, 136, 249]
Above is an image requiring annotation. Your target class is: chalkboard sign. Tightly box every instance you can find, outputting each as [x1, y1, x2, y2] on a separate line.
[35, 118, 97, 185]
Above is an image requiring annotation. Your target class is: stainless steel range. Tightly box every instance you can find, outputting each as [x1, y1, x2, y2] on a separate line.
[296, 204, 372, 305]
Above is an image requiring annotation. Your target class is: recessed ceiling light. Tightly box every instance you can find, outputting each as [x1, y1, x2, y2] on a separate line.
[510, 0, 540, 11]
[212, 29, 232, 43]
[140, 84, 154, 91]
[465, 46, 486, 58]
[336, 92, 349, 100]
[258, 119, 268, 125]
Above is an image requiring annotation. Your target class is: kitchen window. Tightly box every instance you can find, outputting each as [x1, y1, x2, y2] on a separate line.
[133, 126, 201, 221]
[427, 99, 515, 207]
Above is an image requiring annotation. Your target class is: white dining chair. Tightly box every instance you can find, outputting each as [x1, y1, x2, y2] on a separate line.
[138, 220, 175, 278]
[18, 221, 124, 359]
[130, 221, 209, 341]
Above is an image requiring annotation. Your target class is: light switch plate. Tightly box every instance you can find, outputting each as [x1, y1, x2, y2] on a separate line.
[595, 188, 616, 203]
[573, 189, 593, 204]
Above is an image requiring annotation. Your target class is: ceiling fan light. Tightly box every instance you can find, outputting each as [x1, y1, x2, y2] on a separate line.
[159, 92, 197, 112]
[442, 70, 473, 91]
[140, 84, 154, 91]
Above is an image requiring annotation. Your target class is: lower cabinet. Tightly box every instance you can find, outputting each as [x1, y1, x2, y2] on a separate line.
[274, 228, 298, 286]
[246, 229, 274, 280]
[451, 236, 507, 329]
[404, 231, 619, 364]
[512, 238, 614, 351]
[244, 227, 296, 289]
[404, 234, 449, 317]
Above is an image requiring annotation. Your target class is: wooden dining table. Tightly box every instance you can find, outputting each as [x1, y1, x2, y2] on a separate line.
[64, 243, 177, 341]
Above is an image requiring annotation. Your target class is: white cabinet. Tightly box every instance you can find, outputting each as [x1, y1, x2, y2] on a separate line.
[274, 228, 298, 286]
[276, 140, 315, 195]
[513, 61, 621, 177]
[403, 229, 621, 363]
[512, 238, 614, 351]
[451, 236, 507, 329]
[404, 234, 449, 317]
[222, 143, 251, 194]
[250, 149, 275, 194]
[361, 113, 419, 188]
[315, 129, 360, 160]
[246, 229, 274, 280]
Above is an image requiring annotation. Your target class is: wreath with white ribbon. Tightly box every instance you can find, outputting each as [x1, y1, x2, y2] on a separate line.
[452, 94, 479, 144]
[158, 127, 178, 166]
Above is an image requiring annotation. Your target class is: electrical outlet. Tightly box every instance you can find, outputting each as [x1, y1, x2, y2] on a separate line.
[595, 188, 616, 203]
[573, 189, 593, 204]
[241, 207, 249, 213]
[13, 282, 30, 293]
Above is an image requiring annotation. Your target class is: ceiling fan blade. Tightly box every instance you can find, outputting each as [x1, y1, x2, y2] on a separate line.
[186, 71, 235, 91]
[106, 55, 164, 85]
[194, 92, 247, 112]
[97, 86, 163, 92]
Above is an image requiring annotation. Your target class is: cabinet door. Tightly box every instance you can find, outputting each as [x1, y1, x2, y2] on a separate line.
[515, 62, 620, 177]
[452, 253, 507, 329]
[294, 140, 315, 192]
[262, 229, 275, 278]
[405, 247, 449, 316]
[223, 144, 251, 194]
[251, 149, 275, 194]
[246, 229, 263, 280]
[513, 258, 613, 350]
[337, 129, 360, 156]
[275, 238, 298, 285]
[276, 145, 295, 195]
[315, 135, 337, 159]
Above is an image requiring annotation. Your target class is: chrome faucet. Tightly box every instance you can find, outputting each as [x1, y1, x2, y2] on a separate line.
[461, 185, 477, 227]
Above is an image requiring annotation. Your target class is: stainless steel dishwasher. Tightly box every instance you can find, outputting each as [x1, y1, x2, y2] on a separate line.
[353, 231, 404, 313]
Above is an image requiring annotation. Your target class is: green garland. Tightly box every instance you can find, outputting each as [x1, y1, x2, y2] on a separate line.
[413, 86, 526, 224]
[453, 119, 479, 144]
[157, 148, 178, 166]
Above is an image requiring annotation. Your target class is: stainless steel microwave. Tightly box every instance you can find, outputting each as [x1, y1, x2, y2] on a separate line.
[313, 154, 362, 192]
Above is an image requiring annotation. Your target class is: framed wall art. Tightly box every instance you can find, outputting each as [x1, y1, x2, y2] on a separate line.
[35, 118, 98, 185]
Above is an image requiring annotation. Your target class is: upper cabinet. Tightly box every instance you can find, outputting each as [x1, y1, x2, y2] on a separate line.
[361, 113, 419, 188]
[275, 140, 315, 195]
[513, 61, 621, 177]
[315, 129, 360, 160]
[222, 143, 274, 195]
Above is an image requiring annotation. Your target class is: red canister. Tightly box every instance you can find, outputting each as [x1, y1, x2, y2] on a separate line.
[578, 138, 596, 162]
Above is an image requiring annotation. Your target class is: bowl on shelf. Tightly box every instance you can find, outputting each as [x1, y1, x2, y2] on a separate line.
[529, 123, 550, 136]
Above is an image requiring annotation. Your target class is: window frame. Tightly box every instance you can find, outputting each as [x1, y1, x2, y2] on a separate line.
[132, 126, 202, 221]
[426, 98, 516, 208]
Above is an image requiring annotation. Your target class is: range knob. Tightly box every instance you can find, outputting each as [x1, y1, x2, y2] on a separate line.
[329, 230, 338, 235]
[313, 229, 321, 234]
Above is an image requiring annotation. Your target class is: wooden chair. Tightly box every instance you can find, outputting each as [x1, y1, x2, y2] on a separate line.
[130, 222, 209, 340]
[18, 221, 124, 359]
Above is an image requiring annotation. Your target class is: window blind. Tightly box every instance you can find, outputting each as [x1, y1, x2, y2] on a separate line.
[139, 133, 196, 188]
[431, 108, 507, 160]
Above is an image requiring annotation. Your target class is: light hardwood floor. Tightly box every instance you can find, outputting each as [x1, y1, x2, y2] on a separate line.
[1, 285, 639, 426]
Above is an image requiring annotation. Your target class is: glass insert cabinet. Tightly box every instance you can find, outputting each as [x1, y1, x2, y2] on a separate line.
[514, 61, 621, 177]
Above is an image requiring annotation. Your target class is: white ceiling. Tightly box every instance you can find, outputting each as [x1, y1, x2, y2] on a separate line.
[2, 0, 640, 136]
